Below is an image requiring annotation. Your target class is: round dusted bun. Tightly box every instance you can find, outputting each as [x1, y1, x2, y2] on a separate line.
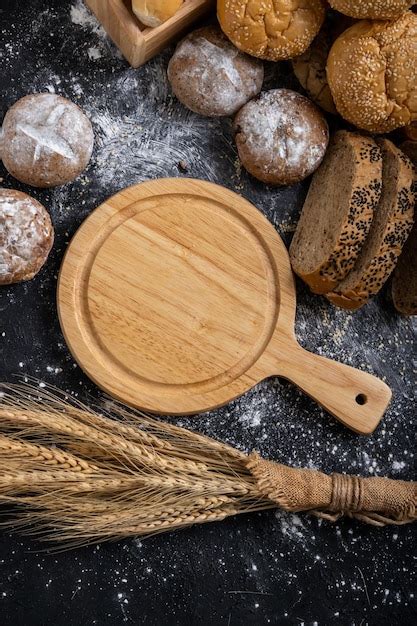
[217, 0, 326, 61]
[0, 189, 54, 285]
[132, 0, 183, 27]
[327, 13, 417, 133]
[167, 26, 264, 117]
[328, 0, 414, 19]
[234, 89, 329, 186]
[292, 12, 353, 114]
[0, 93, 94, 187]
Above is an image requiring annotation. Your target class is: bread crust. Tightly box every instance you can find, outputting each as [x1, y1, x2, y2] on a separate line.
[328, 0, 414, 20]
[132, 0, 183, 27]
[290, 132, 382, 294]
[326, 140, 416, 309]
[392, 221, 417, 315]
[217, 0, 326, 61]
[292, 11, 353, 114]
[327, 12, 417, 133]
[0, 189, 54, 285]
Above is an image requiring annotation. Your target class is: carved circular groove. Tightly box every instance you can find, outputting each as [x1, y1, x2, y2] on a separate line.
[57, 179, 295, 413]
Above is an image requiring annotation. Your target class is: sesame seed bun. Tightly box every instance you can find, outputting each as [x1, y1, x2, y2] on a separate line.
[328, 0, 414, 20]
[327, 12, 417, 133]
[217, 0, 326, 61]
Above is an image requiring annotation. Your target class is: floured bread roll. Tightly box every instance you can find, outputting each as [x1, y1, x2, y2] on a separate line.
[0, 93, 94, 187]
[234, 89, 329, 185]
[132, 0, 183, 27]
[0, 189, 54, 285]
[168, 26, 264, 117]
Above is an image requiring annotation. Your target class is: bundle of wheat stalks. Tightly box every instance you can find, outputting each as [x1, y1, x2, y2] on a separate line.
[0, 384, 415, 547]
[0, 385, 273, 546]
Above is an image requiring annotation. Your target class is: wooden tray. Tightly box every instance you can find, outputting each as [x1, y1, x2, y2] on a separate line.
[57, 179, 392, 434]
[85, 0, 215, 67]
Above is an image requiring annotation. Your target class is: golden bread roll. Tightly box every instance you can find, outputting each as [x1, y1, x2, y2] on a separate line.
[217, 0, 326, 61]
[132, 0, 183, 28]
[327, 12, 417, 133]
[328, 1, 414, 20]
[292, 12, 353, 114]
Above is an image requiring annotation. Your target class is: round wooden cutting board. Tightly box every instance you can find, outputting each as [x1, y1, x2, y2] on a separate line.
[58, 178, 391, 434]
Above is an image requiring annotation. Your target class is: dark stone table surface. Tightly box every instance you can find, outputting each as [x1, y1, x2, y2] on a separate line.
[0, 1, 415, 624]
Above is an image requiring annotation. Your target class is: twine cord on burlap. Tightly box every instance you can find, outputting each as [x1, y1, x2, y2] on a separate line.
[247, 453, 417, 526]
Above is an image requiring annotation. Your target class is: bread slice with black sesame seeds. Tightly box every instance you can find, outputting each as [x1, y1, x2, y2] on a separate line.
[392, 142, 417, 316]
[289, 131, 382, 294]
[327, 139, 415, 310]
[392, 221, 417, 315]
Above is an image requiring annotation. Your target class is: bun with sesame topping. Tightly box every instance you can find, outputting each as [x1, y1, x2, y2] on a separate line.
[217, 0, 326, 61]
[326, 139, 416, 310]
[328, 1, 415, 20]
[327, 12, 417, 133]
[289, 131, 382, 294]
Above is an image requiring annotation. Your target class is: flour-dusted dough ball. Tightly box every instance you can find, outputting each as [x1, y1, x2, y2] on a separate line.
[328, 0, 414, 20]
[234, 89, 329, 185]
[0, 189, 54, 285]
[218, 0, 326, 61]
[0, 93, 94, 187]
[167, 26, 264, 117]
[327, 12, 417, 133]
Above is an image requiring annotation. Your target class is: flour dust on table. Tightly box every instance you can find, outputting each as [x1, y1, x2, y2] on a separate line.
[0, 0, 415, 624]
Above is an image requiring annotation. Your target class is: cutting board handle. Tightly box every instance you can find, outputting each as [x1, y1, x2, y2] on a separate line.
[274, 343, 392, 435]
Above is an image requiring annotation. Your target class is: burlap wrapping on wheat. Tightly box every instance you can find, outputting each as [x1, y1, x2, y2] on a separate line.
[247, 453, 417, 526]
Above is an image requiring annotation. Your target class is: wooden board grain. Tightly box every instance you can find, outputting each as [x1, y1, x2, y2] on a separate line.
[85, 0, 214, 67]
[57, 179, 392, 433]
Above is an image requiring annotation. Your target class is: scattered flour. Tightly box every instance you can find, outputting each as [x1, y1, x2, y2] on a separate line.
[275, 511, 312, 549]
[87, 46, 102, 61]
[70, 0, 105, 37]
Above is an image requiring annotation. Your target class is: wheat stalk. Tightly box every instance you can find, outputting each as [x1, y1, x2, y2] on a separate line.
[0, 384, 273, 546]
[2, 384, 412, 546]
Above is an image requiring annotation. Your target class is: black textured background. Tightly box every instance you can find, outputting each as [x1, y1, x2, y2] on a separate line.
[0, 1, 415, 624]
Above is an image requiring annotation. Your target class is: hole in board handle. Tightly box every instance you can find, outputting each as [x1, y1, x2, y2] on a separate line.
[355, 394, 367, 406]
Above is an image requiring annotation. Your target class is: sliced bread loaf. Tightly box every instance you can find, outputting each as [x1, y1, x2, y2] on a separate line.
[392, 144, 417, 316]
[327, 140, 415, 310]
[392, 221, 417, 315]
[289, 131, 382, 294]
